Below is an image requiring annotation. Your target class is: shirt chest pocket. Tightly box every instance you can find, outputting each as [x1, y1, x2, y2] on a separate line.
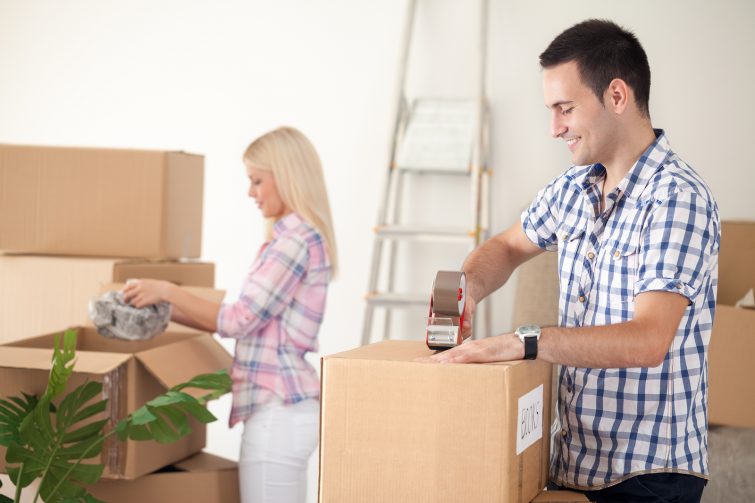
[598, 231, 641, 307]
[556, 224, 586, 287]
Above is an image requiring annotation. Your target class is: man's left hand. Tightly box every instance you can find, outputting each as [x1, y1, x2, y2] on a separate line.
[420, 332, 525, 364]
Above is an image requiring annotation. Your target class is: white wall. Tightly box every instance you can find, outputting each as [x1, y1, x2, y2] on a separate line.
[1, 1, 753, 501]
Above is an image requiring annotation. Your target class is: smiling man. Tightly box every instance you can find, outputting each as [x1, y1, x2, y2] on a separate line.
[429, 19, 719, 503]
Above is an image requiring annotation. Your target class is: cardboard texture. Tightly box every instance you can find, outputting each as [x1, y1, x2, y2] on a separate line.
[88, 451, 240, 503]
[0, 256, 215, 344]
[0, 327, 232, 480]
[0, 452, 239, 503]
[0, 144, 204, 258]
[708, 221, 755, 428]
[530, 490, 590, 502]
[319, 340, 553, 503]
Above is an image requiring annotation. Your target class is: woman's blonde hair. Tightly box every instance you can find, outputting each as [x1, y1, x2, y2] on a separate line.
[243, 126, 338, 276]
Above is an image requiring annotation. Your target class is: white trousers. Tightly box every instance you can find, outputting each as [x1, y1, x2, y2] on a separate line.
[239, 398, 319, 503]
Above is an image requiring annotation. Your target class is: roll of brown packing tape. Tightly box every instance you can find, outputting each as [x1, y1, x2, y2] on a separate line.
[432, 271, 466, 316]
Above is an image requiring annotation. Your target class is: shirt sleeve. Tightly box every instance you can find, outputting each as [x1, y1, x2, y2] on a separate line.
[520, 174, 564, 251]
[217, 233, 309, 339]
[635, 189, 720, 303]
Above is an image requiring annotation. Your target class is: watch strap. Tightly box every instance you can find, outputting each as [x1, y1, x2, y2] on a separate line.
[523, 335, 537, 360]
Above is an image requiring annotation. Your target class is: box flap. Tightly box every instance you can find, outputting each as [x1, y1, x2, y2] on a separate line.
[99, 283, 225, 303]
[112, 261, 215, 287]
[174, 452, 237, 472]
[719, 221, 755, 306]
[135, 334, 232, 391]
[0, 346, 130, 374]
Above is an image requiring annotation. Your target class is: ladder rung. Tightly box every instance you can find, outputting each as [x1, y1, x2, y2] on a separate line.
[374, 225, 475, 243]
[396, 165, 472, 175]
[366, 292, 428, 307]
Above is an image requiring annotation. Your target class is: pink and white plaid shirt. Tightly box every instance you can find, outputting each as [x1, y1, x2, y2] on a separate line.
[216, 212, 331, 426]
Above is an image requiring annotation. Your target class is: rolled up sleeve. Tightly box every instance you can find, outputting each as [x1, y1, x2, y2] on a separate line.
[635, 189, 720, 303]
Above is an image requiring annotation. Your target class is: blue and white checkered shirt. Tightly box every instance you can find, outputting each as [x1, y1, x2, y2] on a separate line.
[521, 130, 720, 489]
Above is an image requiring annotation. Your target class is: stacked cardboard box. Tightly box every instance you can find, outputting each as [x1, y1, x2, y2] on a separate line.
[708, 221, 755, 428]
[0, 144, 238, 501]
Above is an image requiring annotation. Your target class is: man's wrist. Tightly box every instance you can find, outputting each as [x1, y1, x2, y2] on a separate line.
[515, 324, 541, 360]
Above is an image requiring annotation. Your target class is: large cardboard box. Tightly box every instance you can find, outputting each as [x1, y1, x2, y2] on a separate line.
[0, 452, 240, 503]
[0, 256, 215, 343]
[708, 221, 755, 428]
[319, 341, 553, 503]
[0, 144, 204, 258]
[530, 491, 590, 502]
[0, 327, 232, 480]
[88, 451, 240, 503]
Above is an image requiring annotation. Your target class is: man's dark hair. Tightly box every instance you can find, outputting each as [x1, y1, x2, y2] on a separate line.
[539, 19, 651, 117]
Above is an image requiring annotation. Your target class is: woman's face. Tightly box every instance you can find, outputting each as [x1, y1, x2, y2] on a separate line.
[245, 162, 290, 220]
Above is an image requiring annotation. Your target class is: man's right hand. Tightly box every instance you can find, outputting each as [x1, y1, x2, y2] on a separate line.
[461, 295, 477, 341]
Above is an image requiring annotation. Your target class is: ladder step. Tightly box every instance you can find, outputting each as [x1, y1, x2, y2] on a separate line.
[366, 292, 428, 307]
[395, 165, 473, 175]
[374, 225, 475, 243]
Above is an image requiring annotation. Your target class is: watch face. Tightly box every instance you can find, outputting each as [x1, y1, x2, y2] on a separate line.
[517, 325, 540, 337]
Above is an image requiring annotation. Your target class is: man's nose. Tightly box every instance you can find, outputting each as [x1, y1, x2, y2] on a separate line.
[551, 110, 566, 138]
[551, 115, 567, 138]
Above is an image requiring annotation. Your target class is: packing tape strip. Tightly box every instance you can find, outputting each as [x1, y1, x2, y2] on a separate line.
[432, 271, 466, 316]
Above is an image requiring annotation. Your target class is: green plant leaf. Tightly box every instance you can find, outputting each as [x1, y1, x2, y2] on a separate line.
[116, 369, 231, 444]
[44, 330, 78, 402]
[0, 392, 38, 447]
[171, 370, 232, 404]
[2, 331, 110, 503]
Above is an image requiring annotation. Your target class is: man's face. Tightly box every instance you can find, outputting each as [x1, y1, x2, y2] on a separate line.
[543, 60, 617, 166]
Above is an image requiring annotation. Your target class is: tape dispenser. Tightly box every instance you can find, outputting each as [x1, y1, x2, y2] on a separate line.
[426, 270, 466, 350]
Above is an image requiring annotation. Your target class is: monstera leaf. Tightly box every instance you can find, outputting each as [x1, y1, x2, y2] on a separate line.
[0, 330, 231, 503]
[115, 370, 230, 444]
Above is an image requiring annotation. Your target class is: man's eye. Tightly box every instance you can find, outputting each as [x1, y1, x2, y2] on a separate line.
[562, 107, 574, 115]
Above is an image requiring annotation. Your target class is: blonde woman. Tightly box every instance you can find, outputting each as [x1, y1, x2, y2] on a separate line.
[123, 126, 337, 503]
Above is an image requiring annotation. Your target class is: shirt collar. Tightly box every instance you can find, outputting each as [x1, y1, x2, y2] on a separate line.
[578, 128, 671, 201]
[273, 212, 304, 237]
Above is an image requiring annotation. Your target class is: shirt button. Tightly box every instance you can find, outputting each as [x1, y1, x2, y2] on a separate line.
[561, 429, 568, 437]
[587, 251, 595, 260]
[614, 250, 621, 258]
[562, 234, 568, 241]
[578, 295, 585, 303]
[675, 282, 682, 289]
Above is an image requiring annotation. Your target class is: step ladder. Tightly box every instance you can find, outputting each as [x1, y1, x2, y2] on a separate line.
[361, 0, 492, 346]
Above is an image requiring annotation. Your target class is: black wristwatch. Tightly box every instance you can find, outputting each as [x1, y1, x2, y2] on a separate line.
[515, 324, 541, 360]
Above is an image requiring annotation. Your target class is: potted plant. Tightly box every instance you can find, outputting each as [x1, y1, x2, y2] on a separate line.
[0, 330, 231, 503]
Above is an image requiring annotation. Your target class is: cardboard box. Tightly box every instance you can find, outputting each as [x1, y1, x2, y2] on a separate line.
[708, 221, 755, 428]
[0, 452, 240, 503]
[88, 451, 240, 503]
[530, 490, 590, 502]
[0, 256, 215, 344]
[0, 144, 203, 258]
[0, 327, 232, 479]
[319, 341, 553, 503]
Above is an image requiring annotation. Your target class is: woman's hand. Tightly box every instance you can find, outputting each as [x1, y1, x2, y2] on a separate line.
[122, 279, 173, 308]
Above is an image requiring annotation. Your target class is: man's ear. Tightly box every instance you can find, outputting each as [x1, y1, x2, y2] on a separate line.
[605, 78, 629, 114]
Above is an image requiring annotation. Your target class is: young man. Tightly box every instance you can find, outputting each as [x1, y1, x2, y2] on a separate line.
[429, 19, 719, 503]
